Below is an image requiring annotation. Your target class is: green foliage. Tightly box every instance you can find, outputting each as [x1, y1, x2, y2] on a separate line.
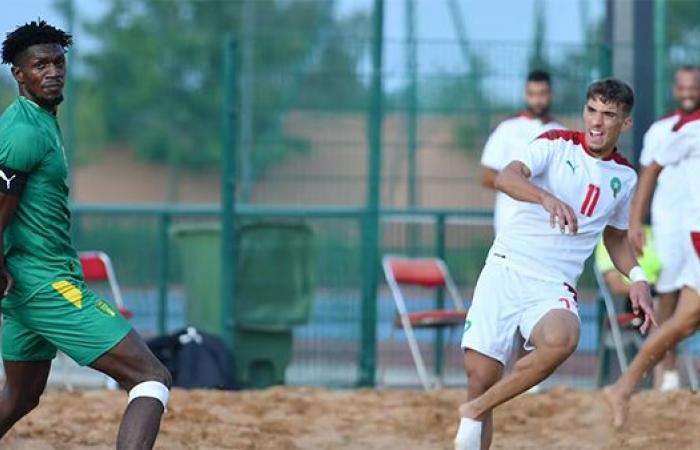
[79, 0, 369, 171]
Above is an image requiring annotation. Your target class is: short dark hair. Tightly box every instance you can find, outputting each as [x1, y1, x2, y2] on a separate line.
[1, 20, 72, 65]
[586, 78, 634, 114]
[527, 70, 551, 85]
[678, 64, 700, 74]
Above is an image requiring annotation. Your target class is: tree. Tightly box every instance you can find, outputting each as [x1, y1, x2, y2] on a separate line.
[80, 0, 369, 171]
[528, 0, 550, 73]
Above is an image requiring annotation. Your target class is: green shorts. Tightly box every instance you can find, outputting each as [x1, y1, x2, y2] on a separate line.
[2, 280, 132, 366]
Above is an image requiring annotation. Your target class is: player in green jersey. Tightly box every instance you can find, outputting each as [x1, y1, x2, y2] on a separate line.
[0, 21, 171, 449]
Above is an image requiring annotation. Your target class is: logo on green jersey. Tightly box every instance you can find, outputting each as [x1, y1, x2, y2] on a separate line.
[610, 177, 622, 198]
[95, 299, 116, 317]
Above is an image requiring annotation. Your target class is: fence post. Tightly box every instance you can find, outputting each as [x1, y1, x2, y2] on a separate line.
[654, 0, 667, 117]
[221, 37, 238, 351]
[434, 214, 446, 378]
[359, 0, 384, 388]
[158, 212, 171, 335]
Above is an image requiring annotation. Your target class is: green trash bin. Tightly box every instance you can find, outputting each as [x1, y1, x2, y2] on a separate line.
[173, 221, 315, 388]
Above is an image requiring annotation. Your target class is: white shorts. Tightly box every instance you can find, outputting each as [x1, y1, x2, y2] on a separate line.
[654, 229, 686, 294]
[678, 231, 700, 294]
[461, 258, 580, 365]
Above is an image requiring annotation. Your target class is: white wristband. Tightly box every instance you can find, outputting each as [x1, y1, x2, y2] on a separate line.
[629, 266, 648, 283]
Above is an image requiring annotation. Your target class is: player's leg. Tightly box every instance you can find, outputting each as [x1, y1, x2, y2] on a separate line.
[461, 350, 503, 449]
[22, 282, 171, 450]
[0, 307, 57, 438]
[0, 360, 51, 437]
[455, 261, 519, 450]
[605, 286, 700, 428]
[652, 291, 679, 389]
[459, 309, 579, 421]
[90, 330, 171, 450]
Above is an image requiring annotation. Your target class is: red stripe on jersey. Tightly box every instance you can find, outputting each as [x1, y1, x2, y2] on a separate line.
[581, 184, 594, 215]
[586, 185, 601, 217]
[672, 108, 700, 132]
[536, 129, 635, 170]
[691, 232, 700, 258]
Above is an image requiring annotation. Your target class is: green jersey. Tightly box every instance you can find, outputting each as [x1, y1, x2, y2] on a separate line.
[0, 96, 81, 305]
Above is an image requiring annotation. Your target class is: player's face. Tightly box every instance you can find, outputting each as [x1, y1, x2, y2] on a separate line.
[582, 97, 632, 154]
[525, 81, 552, 117]
[673, 70, 700, 114]
[12, 43, 66, 111]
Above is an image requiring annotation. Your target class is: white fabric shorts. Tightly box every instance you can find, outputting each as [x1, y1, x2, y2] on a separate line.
[678, 231, 700, 294]
[461, 258, 580, 365]
[654, 229, 686, 294]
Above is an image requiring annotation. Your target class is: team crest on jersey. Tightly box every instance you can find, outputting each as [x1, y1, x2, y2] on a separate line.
[610, 177, 622, 198]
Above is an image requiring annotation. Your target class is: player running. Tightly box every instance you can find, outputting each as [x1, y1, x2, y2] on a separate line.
[0, 21, 171, 449]
[629, 66, 700, 390]
[604, 73, 700, 429]
[454, 79, 655, 450]
[480, 70, 564, 234]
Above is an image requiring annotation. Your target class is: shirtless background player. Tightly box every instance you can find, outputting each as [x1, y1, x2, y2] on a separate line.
[454, 79, 655, 450]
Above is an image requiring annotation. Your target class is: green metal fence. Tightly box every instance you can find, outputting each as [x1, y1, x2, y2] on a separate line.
[6, 0, 693, 388]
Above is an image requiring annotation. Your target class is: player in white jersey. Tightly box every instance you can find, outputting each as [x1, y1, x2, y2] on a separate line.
[605, 94, 700, 429]
[481, 70, 564, 234]
[630, 66, 700, 390]
[454, 79, 655, 450]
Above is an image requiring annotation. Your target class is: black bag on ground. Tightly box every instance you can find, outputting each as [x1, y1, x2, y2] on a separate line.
[147, 327, 238, 390]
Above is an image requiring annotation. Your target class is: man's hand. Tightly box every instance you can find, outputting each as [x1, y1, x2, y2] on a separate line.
[628, 281, 657, 334]
[0, 268, 13, 297]
[541, 193, 578, 235]
[628, 223, 646, 257]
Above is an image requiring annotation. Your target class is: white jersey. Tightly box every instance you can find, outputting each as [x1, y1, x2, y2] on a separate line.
[654, 111, 700, 231]
[639, 110, 683, 232]
[481, 112, 565, 233]
[490, 130, 638, 286]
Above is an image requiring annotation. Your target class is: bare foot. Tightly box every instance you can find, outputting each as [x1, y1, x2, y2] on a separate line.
[603, 385, 630, 429]
[458, 402, 479, 420]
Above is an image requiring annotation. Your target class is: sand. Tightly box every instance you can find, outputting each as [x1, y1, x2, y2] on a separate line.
[4, 386, 700, 449]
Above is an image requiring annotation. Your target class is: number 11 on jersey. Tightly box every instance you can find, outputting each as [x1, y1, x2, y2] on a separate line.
[581, 183, 600, 217]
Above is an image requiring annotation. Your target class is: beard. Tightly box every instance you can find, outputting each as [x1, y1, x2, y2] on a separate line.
[527, 105, 549, 118]
[38, 94, 64, 109]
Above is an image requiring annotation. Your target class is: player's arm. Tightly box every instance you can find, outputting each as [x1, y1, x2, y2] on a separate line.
[603, 225, 656, 333]
[628, 162, 662, 255]
[494, 160, 578, 234]
[0, 193, 21, 297]
[480, 167, 498, 189]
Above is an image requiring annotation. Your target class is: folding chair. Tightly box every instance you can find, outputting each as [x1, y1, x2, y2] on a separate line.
[382, 255, 467, 391]
[78, 251, 133, 389]
[79, 251, 132, 319]
[595, 266, 698, 389]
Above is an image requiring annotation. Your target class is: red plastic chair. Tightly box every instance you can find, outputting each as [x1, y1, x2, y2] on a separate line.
[382, 255, 467, 390]
[79, 251, 132, 319]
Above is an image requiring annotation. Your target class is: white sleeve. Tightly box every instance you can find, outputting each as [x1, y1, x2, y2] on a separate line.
[655, 130, 696, 167]
[480, 124, 509, 171]
[514, 136, 554, 178]
[608, 178, 637, 230]
[638, 125, 658, 166]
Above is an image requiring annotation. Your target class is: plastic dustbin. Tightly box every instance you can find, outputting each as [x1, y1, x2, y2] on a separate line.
[172, 221, 315, 388]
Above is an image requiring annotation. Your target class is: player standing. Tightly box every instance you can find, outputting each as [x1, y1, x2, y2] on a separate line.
[629, 66, 700, 390]
[454, 79, 655, 450]
[0, 21, 171, 449]
[605, 74, 700, 429]
[480, 70, 564, 234]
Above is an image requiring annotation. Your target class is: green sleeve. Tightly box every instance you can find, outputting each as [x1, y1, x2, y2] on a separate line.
[594, 239, 616, 274]
[0, 124, 48, 173]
